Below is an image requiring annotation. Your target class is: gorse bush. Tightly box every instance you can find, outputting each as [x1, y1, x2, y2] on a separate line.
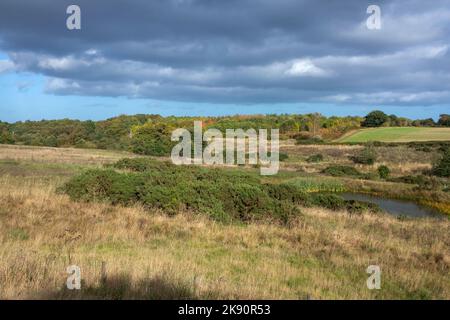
[389, 174, 443, 191]
[63, 159, 297, 224]
[267, 183, 310, 204]
[62, 169, 143, 205]
[63, 158, 378, 223]
[322, 165, 361, 177]
[377, 165, 390, 179]
[432, 148, 450, 177]
[308, 193, 346, 210]
[352, 145, 377, 165]
[345, 200, 380, 214]
[306, 154, 324, 163]
[295, 135, 324, 145]
[266, 183, 378, 213]
[279, 152, 289, 162]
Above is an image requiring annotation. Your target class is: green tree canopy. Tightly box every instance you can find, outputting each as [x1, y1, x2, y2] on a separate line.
[438, 114, 450, 127]
[361, 110, 389, 127]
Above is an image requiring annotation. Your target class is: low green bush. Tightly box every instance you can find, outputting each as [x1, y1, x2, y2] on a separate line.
[63, 158, 379, 223]
[389, 175, 426, 185]
[389, 174, 442, 191]
[266, 183, 310, 204]
[345, 200, 380, 214]
[351, 145, 377, 165]
[279, 152, 289, 162]
[309, 193, 346, 210]
[267, 184, 378, 213]
[63, 159, 298, 224]
[62, 169, 146, 205]
[306, 154, 324, 163]
[295, 135, 324, 145]
[322, 165, 361, 177]
[432, 148, 450, 177]
[377, 165, 390, 179]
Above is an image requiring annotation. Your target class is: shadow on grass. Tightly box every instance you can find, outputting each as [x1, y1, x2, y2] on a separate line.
[31, 274, 219, 300]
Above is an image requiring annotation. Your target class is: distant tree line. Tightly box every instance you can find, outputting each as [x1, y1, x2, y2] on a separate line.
[361, 110, 449, 128]
[0, 112, 449, 155]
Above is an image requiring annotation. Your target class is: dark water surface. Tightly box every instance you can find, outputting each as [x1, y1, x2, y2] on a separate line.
[341, 193, 444, 219]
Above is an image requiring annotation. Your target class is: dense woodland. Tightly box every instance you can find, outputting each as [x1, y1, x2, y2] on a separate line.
[0, 112, 449, 156]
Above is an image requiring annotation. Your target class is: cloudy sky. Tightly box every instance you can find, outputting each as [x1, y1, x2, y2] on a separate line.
[1, 0, 449, 122]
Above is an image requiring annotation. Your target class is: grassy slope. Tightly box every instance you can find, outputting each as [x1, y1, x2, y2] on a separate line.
[0, 145, 449, 299]
[336, 127, 450, 143]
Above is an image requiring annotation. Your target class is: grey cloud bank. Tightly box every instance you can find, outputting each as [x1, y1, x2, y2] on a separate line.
[1, 0, 450, 106]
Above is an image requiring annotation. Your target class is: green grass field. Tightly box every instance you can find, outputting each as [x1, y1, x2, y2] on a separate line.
[336, 127, 450, 143]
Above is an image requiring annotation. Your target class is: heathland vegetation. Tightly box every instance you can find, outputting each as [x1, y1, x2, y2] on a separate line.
[1, 112, 450, 156]
[0, 145, 448, 299]
[0, 110, 449, 299]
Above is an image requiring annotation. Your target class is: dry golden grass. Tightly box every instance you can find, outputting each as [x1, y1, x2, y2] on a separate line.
[0, 144, 139, 165]
[0, 144, 449, 299]
[0, 174, 449, 299]
[281, 144, 439, 175]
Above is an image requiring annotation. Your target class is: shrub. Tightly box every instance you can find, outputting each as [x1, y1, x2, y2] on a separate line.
[345, 200, 380, 214]
[62, 169, 143, 205]
[63, 160, 299, 224]
[63, 159, 378, 222]
[352, 145, 377, 165]
[389, 175, 442, 190]
[432, 148, 450, 177]
[389, 175, 426, 185]
[112, 158, 173, 172]
[222, 183, 273, 221]
[266, 183, 309, 204]
[359, 172, 379, 180]
[306, 154, 324, 163]
[322, 165, 361, 177]
[377, 165, 390, 179]
[279, 152, 289, 162]
[295, 134, 323, 145]
[309, 193, 346, 210]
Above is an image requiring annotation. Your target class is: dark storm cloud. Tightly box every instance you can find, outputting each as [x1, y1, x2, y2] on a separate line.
[1, 0, 450, 105]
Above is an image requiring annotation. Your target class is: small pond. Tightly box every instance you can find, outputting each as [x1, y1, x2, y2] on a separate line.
[340, 193, 444, 219]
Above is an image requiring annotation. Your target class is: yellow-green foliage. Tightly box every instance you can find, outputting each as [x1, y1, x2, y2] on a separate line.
[286, 177, 345, 193]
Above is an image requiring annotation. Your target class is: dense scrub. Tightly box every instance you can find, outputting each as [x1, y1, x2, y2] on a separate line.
[306, 153, 324, 163]
[351, 145, 377, 165]
[62, 158, 378, 223]
[63, 160, 297, 223]
[377, 165, 390, 179]
[432, 148, 450, 178]
[322, 165, 361, 177]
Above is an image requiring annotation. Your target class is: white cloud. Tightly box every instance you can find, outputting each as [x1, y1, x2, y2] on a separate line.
[285, 59, 328, 77]
[36, 55, 106, 71]
[0, 59, 15, 73]
[46, 78, 80, 91]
